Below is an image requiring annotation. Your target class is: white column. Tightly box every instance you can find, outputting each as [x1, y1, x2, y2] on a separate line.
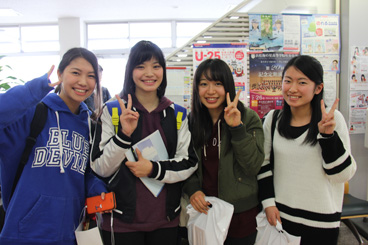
[58, 17, 84, 56]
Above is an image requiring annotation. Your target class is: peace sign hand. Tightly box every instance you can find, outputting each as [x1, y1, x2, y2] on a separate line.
[318, 98, 339, 135]
[224, 90, 242, 127]
[116, 94, 139, 137]
[47, 65, 62, 88]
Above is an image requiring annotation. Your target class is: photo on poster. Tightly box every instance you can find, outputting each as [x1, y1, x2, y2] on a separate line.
[249, 14, 284, 51]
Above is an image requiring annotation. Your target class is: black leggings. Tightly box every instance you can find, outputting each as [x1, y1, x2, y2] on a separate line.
[101, 226, 178, 245]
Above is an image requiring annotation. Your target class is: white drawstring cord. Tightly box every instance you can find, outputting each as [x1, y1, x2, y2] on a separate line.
[110, 212, 115, 245]
[203, 119, 221, 159]
[88, 113, 92, 145]
[55, 111, 65, 173]
[217, 119, 221, 159]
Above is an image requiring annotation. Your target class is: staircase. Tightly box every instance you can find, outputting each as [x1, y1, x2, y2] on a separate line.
[165, 0, 254, 70]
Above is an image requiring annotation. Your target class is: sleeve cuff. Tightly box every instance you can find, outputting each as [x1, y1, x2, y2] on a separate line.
[317, 132, 334, 139]
[149, 161, 159, 179]
[262, 198, 276, 209]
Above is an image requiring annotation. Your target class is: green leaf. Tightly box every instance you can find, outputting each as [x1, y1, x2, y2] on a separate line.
[0, 83, 11, 90]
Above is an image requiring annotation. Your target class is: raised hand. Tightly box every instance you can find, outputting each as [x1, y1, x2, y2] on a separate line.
[116, 94, 139, 137]
[125, 148, 153, 177]
[224, 90, 242, 127]
[47, 65, 62, 88]
[318, 98, 339, 134]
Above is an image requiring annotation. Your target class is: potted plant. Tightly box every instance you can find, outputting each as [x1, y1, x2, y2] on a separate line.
[0, 55, 24, 92]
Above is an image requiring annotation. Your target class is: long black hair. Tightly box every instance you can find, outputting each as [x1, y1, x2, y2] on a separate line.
[190, 58, 245, 149]
[55, 47, 101, 119]
[120, 40, 167, 98]
[278, 55, 324, 145]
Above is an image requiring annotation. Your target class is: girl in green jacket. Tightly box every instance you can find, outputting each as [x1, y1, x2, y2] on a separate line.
[184, 59, 264, 245]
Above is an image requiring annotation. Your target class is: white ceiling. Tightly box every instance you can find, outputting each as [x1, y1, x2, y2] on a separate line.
[0, 0, 247, 24]
[0, 0, 335, 25]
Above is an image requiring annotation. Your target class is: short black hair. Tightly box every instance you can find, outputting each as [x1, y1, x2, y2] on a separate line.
[120, 40, 167, 98]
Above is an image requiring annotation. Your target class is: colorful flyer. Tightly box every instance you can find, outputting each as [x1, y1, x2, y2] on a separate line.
[248, 52, 299, 118]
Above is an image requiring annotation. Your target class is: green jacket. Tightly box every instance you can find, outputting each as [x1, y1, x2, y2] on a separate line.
[183, 107, 264, 213]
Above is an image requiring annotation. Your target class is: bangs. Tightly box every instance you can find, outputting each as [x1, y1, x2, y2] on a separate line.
[133, 46, 164, 67]
[202, 65, 224, 82]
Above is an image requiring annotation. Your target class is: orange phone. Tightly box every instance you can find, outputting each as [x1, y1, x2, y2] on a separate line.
[86, 192, 116, 214]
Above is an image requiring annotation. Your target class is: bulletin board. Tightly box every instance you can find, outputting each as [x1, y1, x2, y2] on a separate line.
[246, 13, 340, 118]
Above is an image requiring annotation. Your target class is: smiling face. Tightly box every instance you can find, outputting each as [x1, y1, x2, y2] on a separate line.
[282, 66, 323, 111]
[198, 72, 226, 114]
[132, 57, 163, 97]
[58, 57, 96, 113]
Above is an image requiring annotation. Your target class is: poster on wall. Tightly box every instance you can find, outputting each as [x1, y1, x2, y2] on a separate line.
[248, 52, 298, 119]
[301, 14, 340, 55]
[349, 46, 368, 134]
[322, 70, 337, 109]
[193, 43, 248, 106]
[298, 14, 340, 111]
[349, 46, 368, 90]
[249, 14, 300, 52]
[166, 67, 191, 110]
[283, 15, 301, 51]
[349, 91, 368, 134]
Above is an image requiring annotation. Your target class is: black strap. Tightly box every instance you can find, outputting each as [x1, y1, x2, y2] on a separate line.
[10, 102, 48, 198]
[270, 110, 280, 170]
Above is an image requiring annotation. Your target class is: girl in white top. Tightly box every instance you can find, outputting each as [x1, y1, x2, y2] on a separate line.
[258, 55, 356, 245]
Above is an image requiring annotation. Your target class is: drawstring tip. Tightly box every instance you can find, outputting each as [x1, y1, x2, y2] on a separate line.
[60, 168, 65, 173]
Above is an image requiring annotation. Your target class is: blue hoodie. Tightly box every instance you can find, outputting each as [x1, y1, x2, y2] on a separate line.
[0, 74, 106, 245]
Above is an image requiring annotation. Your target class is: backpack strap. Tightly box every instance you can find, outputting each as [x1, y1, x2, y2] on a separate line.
[11, 102, 48, 198]
[105, 100, 121, 134]
[173, 103, 186, 130]
[269, 109, 280, 171]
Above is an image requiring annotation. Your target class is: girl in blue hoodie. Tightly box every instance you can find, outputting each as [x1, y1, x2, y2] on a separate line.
[0, 47, 107, 245]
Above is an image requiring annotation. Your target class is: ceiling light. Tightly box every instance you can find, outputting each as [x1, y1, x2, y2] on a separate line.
[0, 9, 22, 17]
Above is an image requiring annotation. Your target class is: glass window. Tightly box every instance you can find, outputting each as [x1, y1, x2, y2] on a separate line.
[98, 57, 127, 95]
[21, 25, 59, 52]
[0, 27, 21, 53]
[1, 55, 60, 90]
[176, 22, 211, 47]
[87, 23, 129, 50]
[130, 22, 171, 48]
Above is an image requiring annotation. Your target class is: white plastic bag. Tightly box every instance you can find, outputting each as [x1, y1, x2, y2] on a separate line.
[255, 211, 301, 245]
[75, 207, 103, 245]
[186, 196, 234, 245]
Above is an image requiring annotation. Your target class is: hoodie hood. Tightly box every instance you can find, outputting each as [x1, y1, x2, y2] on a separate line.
[128, 93, 173, 113]
[42, 92, 90, 116]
